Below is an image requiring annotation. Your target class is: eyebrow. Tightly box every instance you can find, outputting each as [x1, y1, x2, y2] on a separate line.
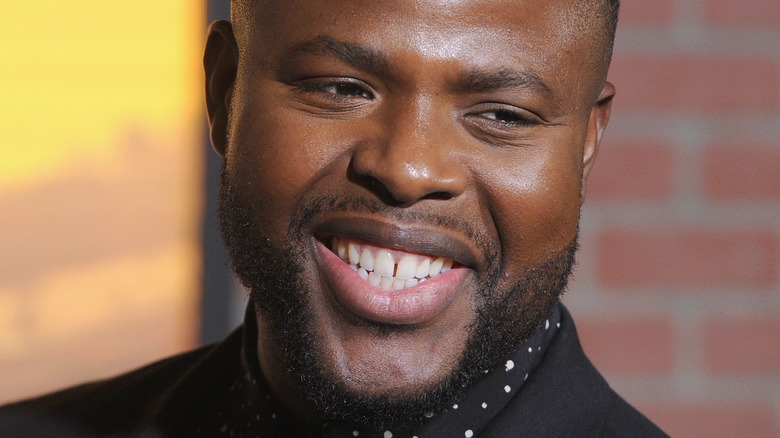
[285, 35, 390, 75]
[285, 35, 554, 98]
[456, 68, 554, 97]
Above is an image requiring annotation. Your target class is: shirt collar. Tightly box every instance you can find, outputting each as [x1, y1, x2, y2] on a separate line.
[236, 303, 562, 438]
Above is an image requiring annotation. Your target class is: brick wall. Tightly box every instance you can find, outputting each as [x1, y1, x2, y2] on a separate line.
[564, 1, 780, 437]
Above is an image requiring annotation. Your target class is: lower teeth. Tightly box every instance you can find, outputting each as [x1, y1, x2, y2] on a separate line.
[354, 264, 431, 291]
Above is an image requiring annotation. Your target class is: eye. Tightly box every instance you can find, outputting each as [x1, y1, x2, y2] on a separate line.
[320, 82, 373, 98]
[464, 103, 546, 145]
[297, 79, 375, 100]
[476, 108, 540, 126]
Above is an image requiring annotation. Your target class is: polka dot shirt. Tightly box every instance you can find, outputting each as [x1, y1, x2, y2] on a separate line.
[207, 305, 562, 438]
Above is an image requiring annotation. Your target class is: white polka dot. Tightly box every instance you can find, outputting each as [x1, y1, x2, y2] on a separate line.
[453, 404, 459, 409]
[505, 360, 514, 371]
[504, 385, 511, 393]
[528, 347, 533, 353]
[384, 431, 393, 438]
[481, 402, 488, 409]
[465, 430, 474, 437]
[545, 319, 550, 330]
[524, 373, 529, 381]
[352, 431, 359, 437]
[557, 322, 561, 328]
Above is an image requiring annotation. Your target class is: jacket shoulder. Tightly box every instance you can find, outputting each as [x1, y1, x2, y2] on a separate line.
[597, 396, 668, 437]
[485, 305, 668, 437]
[0, 342, 220, 437]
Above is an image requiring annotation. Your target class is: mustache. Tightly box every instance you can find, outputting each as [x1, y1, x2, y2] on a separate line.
[289, 194, 498, 260]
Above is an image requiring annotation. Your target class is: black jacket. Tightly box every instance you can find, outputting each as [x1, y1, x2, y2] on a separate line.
[0, 305, 668, 437]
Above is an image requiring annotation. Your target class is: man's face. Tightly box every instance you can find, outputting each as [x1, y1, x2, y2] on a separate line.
[209, 0, 613, 426]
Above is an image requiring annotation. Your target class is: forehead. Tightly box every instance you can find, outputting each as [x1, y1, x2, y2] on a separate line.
[238, 0, 601, 103]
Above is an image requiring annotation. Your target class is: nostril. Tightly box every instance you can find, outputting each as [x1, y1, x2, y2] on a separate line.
[347, 167, 404, 206]
[422, 191, 455, 201]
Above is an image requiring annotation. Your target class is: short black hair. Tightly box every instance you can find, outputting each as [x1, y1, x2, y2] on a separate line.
[607, 0, 621, 44]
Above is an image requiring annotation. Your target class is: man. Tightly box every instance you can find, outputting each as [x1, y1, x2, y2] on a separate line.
[1, 0, 668, 436]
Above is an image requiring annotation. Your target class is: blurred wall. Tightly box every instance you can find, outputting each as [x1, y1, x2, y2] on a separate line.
[564, 1, 780, 437]
[0, 2, 204, 403]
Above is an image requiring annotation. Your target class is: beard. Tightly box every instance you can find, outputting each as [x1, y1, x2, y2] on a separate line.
[219, 168, 578, 429]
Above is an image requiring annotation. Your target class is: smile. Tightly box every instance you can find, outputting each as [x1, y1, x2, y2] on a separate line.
[313, 215, 477, 324]
[331, 236, 454, 291]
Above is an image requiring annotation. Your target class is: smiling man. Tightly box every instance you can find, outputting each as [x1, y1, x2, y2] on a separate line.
[0, 0, 668, 437]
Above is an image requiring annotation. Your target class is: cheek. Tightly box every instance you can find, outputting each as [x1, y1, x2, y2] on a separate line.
[227, 98, 347, 233]
[475, 144, 582, 269]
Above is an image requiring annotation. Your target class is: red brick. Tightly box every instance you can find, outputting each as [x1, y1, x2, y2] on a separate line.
[577, 317, 674, 374]
[703, 145, 780, 199]
[596, 229, 778, 288]
[609, 56, 779, 112]
[641, 403, 779, 438]
[588, 141, 674, 200]
[704, 317, 780, 374]
[703, 0, 780, 27]
[619, 0, 674, 26]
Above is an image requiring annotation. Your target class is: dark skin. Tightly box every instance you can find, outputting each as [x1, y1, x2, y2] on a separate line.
[206, 0, 614, 425]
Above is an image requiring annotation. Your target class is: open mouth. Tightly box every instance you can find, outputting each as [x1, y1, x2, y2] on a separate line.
[315, 225, 472, 325]
[330, 236, 455, 292]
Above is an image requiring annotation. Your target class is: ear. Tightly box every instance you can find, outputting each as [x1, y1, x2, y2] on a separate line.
[581, 81, 615, 200]
[204, 20, 238, 157]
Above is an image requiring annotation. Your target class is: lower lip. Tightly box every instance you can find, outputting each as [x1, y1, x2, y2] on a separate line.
[317, 241, 468, 325]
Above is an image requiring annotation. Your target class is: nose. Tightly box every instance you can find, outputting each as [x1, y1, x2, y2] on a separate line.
[350, 100, 467, 205]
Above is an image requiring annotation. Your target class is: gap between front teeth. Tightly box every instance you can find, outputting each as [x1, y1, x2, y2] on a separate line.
[332, 236, 453, 291]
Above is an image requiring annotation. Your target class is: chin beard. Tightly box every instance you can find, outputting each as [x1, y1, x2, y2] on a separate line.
[219, 170, 578, 429]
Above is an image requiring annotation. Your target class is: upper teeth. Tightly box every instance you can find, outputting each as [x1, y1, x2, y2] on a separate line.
[332, 236, 453, 291]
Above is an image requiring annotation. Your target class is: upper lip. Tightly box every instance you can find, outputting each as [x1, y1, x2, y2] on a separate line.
[312, 213, 483, 270]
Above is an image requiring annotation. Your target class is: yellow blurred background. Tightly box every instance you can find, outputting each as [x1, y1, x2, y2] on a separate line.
[0, 1, 204, 402]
